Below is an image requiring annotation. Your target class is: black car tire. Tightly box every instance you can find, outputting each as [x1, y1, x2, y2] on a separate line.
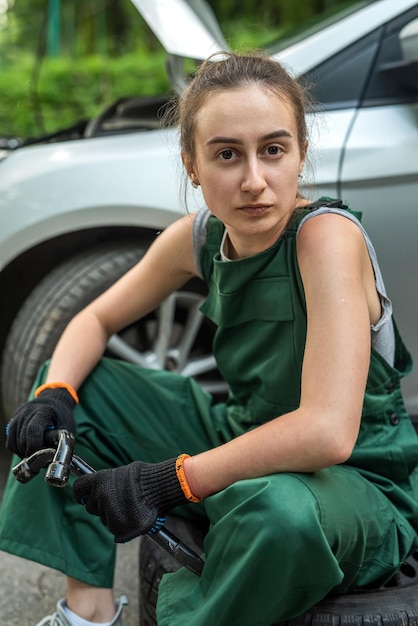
[1, 244, 142, 418]
[1, 243, 224, 420]
[139, 514, 418, 626]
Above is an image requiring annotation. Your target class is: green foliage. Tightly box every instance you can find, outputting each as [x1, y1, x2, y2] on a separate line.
[0, 0, 157, 59]
[222, 18, 285, 51]
[207, 0, 355, 24]
[0, 49, 170, 138]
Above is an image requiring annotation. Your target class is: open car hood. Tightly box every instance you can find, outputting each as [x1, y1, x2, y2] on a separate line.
[130, 0, 229, 91]
[130, 0, 228, 60]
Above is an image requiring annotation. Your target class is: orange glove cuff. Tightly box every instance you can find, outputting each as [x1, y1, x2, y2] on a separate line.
[34, 382, 79, 404]
[175, 454, 202, 503]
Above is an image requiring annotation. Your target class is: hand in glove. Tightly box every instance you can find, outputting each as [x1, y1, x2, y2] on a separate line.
[73, 454, 201, 543]
[6, 383, 78, 459]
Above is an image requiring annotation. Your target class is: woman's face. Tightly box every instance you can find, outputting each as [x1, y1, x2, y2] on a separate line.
[186, 84, 307, 257]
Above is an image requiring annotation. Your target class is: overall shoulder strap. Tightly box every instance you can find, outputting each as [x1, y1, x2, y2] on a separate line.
[303, 197, 362, 221]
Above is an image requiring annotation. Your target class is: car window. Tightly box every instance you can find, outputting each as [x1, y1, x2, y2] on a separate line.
[301, 5, 418, 111]
[362, 6, 418, 105]
[304, 30, 382, 110]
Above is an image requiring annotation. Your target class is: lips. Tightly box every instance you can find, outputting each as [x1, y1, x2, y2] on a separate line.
[239, 204, 272, 214]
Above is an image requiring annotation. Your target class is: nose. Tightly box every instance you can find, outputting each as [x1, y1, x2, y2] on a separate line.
[241, 157, 267, 195]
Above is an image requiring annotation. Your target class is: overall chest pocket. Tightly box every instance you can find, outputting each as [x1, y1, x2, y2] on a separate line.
[201, 276, 294, 328]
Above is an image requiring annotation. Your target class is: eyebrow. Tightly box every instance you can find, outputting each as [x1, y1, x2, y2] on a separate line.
[205, 130, 293, 146]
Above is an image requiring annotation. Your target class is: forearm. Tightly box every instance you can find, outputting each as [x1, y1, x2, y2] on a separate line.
[183, 408, 359, 499]
[45, 309, 109, 391]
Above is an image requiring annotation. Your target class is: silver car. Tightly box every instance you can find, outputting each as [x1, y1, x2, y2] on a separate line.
[0, 0, 417, 425]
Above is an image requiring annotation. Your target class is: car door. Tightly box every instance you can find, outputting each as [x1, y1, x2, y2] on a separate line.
[339, 7, 418, 416]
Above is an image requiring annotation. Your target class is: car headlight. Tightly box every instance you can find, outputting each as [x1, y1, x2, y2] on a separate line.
[0, 137, 23, 162]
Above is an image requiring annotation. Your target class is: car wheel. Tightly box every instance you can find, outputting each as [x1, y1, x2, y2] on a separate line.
[1, 243, 226, 419]
[139, 515, 418, 626]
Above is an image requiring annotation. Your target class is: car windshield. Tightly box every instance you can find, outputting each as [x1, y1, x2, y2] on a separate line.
[227, 0, 376, 52]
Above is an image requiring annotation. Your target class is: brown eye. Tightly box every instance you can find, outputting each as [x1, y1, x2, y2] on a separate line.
[219, 149, 234, 160]
[266, 145, 282, 155]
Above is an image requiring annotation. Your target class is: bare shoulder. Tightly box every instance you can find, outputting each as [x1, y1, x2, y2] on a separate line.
[296, 211, 366, 264]
[161, 211, 197, 239]
[295, 211, 373, 305]
[146, 212, 199, 276]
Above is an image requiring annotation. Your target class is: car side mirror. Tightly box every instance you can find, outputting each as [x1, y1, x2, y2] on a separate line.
[400, 18, 418, 62]
[379, 18, 418, 93]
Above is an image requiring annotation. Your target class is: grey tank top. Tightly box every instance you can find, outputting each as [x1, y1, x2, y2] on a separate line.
[192, 205, 395, 366]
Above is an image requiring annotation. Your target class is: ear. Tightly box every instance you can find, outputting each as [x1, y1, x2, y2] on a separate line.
[182, 153, 200, 187]
[182, 153, 194, 178]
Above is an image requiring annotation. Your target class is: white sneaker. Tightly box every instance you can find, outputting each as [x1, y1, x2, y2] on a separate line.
[36, 595, 128, 626]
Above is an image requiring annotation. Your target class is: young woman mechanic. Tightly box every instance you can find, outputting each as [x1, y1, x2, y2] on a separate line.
[2, 51, 418, 626]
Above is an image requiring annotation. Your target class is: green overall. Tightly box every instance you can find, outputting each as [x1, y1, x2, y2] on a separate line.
[1, 203, 418, 626]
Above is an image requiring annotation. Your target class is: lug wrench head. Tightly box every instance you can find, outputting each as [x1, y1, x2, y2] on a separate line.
[44, 429, 75, 487]
[12, 429, 75, 487]
[12, 448, 56, 483]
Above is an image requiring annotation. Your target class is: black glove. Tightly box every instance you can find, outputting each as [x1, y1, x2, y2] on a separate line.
[73, 457, 196, 543]
[6, 387, 76, 459]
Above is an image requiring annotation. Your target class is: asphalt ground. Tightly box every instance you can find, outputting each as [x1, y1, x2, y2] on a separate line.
[0, 447, 141, 626]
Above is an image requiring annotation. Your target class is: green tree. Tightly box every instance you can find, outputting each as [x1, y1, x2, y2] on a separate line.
[1, 0, 159, 60]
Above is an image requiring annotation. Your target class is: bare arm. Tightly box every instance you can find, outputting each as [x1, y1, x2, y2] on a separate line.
[185, 214, 377, 497]
[45, 214, 198, 389]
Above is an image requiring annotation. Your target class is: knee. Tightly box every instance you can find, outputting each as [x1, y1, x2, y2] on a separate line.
[207, 473, 324, 554]
[256, 475, 322, 546]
